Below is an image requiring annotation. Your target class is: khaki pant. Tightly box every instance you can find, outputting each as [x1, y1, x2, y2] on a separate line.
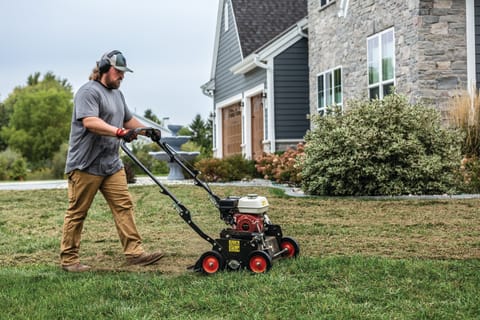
[60, 169, 144, 265]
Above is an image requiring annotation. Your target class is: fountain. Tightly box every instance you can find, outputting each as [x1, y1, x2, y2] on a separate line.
[149, 124, 200, 180]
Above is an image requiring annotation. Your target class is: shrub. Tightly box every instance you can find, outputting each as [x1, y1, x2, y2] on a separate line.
[448, 90, 480, 157]
[196, 155, 257, 182]
[458, 156, 480, 192]
[447, 90, 480, 193]
[50, 142, 68, 179]
[302, 93, 463, 196]
[121, 141, 168, 176]
[196, 158, 230, 182]
[0, 148, 27, 180]
[255, 143, 304, 186]
[27, 167, 55, 181]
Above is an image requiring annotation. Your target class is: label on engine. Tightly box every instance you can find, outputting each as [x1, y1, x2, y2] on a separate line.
[228, 240, 240, 253]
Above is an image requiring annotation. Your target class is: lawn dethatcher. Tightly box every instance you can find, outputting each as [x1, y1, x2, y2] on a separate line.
[121, 128, 300, 274]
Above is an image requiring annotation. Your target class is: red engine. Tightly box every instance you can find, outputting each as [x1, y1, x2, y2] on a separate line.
[233, 213, 265, 233]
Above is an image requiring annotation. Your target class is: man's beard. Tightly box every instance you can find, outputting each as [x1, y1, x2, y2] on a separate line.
[105, 75, 122, 89]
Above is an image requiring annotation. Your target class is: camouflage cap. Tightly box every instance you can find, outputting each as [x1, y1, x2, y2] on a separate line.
[100, 50, 133, 73]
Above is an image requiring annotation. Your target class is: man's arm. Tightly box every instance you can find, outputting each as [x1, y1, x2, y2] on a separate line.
[82, 117, 118, 136]
[123, 116, 145, 130]
[82, 116, 146, 136]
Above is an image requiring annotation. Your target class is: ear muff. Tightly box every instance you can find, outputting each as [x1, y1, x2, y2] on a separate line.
[98, 50, 122, 74]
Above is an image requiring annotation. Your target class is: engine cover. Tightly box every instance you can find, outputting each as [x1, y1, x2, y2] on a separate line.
[237, 194, 268, 214]
[234, 213, 264, 233]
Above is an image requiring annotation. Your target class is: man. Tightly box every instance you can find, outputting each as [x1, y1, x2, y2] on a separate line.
[60, 50, 163, 272]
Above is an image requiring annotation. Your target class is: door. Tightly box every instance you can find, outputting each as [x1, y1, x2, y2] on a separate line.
[251, 94, 264, 160]
[222, 102, 242, 157]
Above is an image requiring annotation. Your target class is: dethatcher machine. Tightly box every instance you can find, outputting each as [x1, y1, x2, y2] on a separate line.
[122, 128, 300, 274]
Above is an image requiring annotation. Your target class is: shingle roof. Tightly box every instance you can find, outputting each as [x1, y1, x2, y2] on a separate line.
[231, 0, 308, 57]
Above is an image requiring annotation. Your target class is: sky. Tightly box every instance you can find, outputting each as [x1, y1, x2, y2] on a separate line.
[0, 0, 219, 126]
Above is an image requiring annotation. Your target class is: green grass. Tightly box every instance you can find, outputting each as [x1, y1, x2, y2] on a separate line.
[0, 185, 479, 319]
[1, 258, 478, 319]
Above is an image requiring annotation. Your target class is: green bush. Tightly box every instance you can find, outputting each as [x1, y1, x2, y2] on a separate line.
[196, 154, 257, 182]
[27, 167, 55, 181]
[196, 158, 230, 182]
[255, 143, 304, 186]
[121, 141, 168, 176]
[50, 142, 68, 179]
[302, 94, 463, 196]
[0, 148, 28, 180]
[458, 156, 480, 193]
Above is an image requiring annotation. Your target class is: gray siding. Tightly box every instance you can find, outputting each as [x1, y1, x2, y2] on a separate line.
[274, 38, 310, 140]
[214, 1, 266, 104]
[476, 1, 480, 90]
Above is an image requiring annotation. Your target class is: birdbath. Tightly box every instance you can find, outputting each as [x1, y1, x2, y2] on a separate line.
[149, 124, 199, 180]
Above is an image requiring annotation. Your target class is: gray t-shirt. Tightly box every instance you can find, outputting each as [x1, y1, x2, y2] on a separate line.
[65, 80, 133, 176]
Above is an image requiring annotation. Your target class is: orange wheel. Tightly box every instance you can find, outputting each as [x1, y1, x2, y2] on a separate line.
[248, 251, 272, 273]
[199, 251, 224, 274]
[280, 237, 300, 258]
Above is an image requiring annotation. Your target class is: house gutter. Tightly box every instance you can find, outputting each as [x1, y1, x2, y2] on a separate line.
[253, 55, 268, 69]
[201, 79, 215, 98]
[296, 22, 308, 38]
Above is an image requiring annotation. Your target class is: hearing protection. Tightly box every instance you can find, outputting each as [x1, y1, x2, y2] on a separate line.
[98, 50, 122, 74]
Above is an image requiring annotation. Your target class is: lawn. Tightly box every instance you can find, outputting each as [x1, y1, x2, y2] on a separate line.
[0, 184, 479, 319]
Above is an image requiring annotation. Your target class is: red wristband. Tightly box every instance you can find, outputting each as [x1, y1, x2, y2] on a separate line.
[116, 128, 127, 137]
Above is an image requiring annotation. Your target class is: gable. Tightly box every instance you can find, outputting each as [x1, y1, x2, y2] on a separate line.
[231, 0, 308, 57]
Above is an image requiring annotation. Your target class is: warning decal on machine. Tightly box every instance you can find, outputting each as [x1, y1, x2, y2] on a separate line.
[228, 240, 240, 253]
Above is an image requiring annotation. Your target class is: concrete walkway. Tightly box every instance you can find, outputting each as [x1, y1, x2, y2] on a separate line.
[3, 178, 480, 199]
[0, 177, 304, 197]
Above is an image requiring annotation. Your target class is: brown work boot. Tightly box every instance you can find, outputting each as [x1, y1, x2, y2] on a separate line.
[126, 251, 164, 266]
[62, 263, 91, 273]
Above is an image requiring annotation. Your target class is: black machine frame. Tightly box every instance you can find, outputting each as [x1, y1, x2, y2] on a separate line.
[121, 128, 299, 274]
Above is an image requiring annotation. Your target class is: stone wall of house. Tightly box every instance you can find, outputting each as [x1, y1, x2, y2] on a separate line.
[414, 0, 467, 112]
[307, 0, 467, 116]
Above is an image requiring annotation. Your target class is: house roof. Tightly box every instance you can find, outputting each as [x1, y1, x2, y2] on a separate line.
[231, 0, 308, 57]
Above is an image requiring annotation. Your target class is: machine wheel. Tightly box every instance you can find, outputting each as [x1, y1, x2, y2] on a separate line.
[199, 251, 224, 274]
[248, 250, 272, 273]
[280, 237, 300, 258]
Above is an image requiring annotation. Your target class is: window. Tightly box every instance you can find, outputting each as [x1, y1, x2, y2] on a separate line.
[224, 2, 229, 32]
[317, 67, 342, 115]
[367, 28, 395, 99]
[320, 0, 334, 8]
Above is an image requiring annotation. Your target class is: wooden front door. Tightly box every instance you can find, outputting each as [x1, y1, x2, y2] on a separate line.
[222, 102, 242, 157]
[251, 94, 264, 160]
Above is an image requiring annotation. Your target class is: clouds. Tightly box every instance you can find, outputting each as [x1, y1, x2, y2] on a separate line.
[0, 0, 219, 125]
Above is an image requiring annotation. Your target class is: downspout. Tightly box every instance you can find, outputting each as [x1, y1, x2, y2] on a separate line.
[466, 0, 476, 119]
[338, 0, 349, 17]
[252, 55, 275, 152]
[466, 0, 476, 95]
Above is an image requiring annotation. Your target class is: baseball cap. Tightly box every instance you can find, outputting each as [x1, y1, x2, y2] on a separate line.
[100, 50, 133, 73]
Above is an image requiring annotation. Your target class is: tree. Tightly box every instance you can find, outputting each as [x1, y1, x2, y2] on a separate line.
[0, 100, 11, 151]
[188, 113, 213, 157]
[144, 108, 162, 125]
[1, 72, 73, 168]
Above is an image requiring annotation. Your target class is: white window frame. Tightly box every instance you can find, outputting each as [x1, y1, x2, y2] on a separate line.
[319, 0, 334, 8]
[317, 66, 343, 115]
[367, 28, 395, 99]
